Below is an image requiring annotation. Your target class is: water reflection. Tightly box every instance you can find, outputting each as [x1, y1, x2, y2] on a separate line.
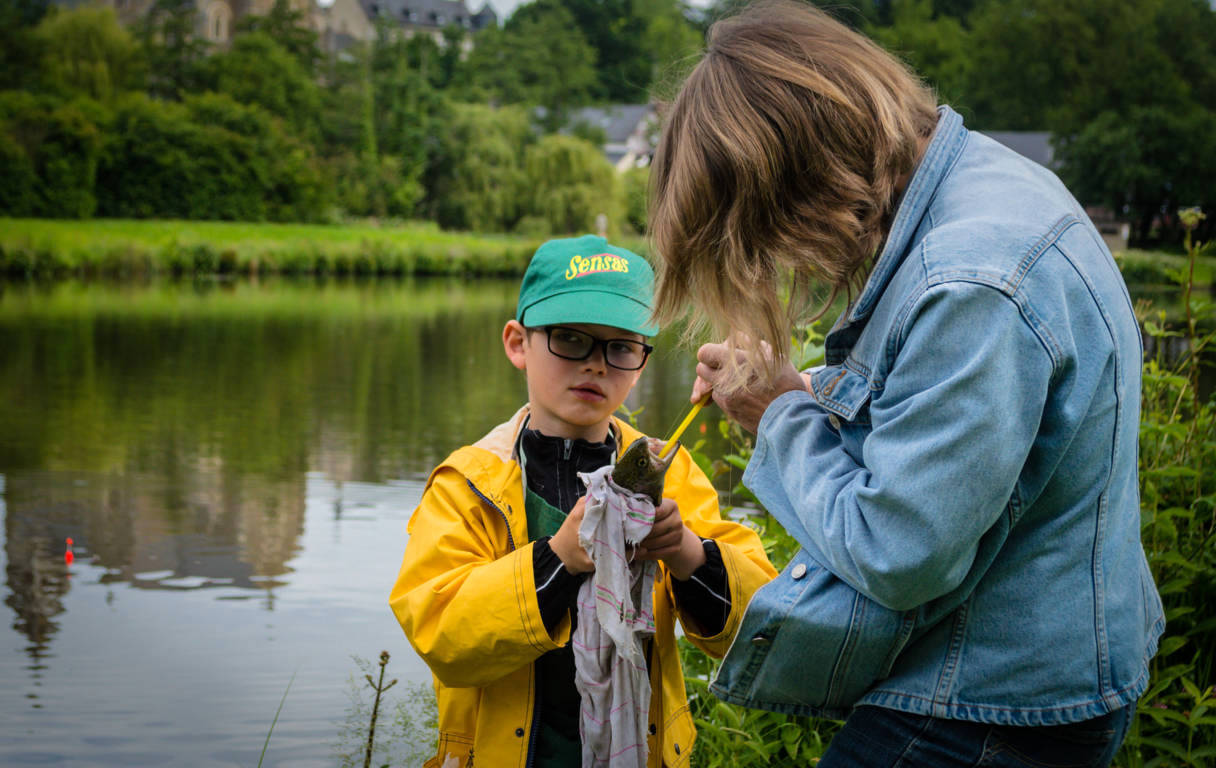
[0, 278, 719, 766]
[2, 474, 70, 691]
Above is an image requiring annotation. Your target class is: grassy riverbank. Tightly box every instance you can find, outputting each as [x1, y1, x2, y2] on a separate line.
[2, 218, 1208, 286]
[1117, 248, 1216, 288]
[0, 218, 556, 278]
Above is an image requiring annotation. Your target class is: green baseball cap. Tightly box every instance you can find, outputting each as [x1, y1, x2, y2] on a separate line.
[515, 235, 658, 336]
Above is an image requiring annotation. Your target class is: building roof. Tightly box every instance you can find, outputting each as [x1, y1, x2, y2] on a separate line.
[567, 104, 654, 145]
[358, 0, 495, 29]
[981, 131, 1055, 169]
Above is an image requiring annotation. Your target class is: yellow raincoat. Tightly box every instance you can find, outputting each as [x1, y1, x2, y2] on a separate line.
[389, 406, 777, 768]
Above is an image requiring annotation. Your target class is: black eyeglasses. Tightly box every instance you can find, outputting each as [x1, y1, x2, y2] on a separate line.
[535, 326, 654, 371]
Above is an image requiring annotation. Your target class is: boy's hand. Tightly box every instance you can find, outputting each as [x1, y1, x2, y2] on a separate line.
[637, 499, 706, 581]
[550, 496, 594, 575]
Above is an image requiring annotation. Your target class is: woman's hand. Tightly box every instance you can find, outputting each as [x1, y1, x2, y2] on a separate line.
[693, 340, 808, 434]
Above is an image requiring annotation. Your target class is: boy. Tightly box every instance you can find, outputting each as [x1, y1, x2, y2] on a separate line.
[389, 235, 777, 768]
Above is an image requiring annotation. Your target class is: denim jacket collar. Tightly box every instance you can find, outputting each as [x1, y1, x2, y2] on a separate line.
[846, 106, 968, 325]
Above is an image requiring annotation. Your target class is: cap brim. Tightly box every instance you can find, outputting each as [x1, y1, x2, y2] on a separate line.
[520, 290, 658, 336]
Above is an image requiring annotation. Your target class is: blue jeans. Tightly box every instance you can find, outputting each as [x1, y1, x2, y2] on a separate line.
[818, 705, 1135, 768]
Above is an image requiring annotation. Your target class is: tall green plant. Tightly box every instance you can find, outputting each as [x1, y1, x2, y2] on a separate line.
[679, 325, 836, 767]
[1120, 207, 1216, 767]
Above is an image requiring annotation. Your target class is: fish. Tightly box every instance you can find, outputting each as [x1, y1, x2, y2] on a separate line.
[611, 436, 677, 506]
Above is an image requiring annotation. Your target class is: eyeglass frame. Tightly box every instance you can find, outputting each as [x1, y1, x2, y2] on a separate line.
[528, 325, 655, 371]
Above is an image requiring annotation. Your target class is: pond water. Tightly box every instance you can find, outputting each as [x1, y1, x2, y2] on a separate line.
[0, 278, 730, 767]
[0, 277, 1208, 767]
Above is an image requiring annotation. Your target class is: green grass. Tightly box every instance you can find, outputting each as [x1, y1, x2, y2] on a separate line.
[1116, 248, 1216, 288]
[0, 218, 547, 278]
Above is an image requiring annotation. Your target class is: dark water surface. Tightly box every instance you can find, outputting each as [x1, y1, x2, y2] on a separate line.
[0, 278, 723, 767]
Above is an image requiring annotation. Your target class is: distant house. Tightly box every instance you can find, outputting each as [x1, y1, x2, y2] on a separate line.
[357, 0, 496, 47]
[566, 111, 1061, 182]
[566, 104, 658, 173]
[980, 131, 1055, 169]
[314, 0, 375, 53]
[78, 0, 495, 53]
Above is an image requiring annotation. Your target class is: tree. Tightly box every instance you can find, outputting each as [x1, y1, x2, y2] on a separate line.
[0, 131, 36, 216]
[526, 0, 650, 102]
[520, 134, 621, 235]
[621, 164, 649, 234]
[462, 3, 598, 131]
[0, 0, 49, 90]
[368, 22, 443, 161]
[233, 0, 322, 76]
[95, 92, 327, 221]
[33, 5, 143, 104]
[205, 31, 322, 142]
[1055, 106, 1216, 245]
[138, 0, 210, 99]
[960, 0, 1216, 245]
[637, 0, 704, 89]
[424, 103, 533, 231]
[964, 0, 1200, 132]
[867, 0, 970, 105]
[0, 91, 106, 218]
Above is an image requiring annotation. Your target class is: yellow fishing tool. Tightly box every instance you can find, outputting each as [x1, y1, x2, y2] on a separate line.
[658, 393, 712, 460]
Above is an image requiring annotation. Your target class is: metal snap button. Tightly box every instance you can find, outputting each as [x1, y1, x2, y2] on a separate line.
[515, 727, 524, 737]
[828, 414, 841, 430]
[791, 563, 808, 580]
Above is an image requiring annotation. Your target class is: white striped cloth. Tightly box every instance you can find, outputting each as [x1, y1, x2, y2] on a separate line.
[573, 465, 658, 768]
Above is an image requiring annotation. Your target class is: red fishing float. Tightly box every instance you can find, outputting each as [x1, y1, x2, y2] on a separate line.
[64, 537, 74, 565]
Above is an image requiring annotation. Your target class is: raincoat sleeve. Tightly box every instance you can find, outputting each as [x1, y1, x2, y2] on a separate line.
[389, 463, 568, 688]
[662, 446, 778, 657]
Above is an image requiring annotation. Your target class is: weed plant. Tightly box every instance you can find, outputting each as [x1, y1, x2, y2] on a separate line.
[1120, 208, 1216, 767]
[676, 327, 842, 767]
[333, 653, 437, 768]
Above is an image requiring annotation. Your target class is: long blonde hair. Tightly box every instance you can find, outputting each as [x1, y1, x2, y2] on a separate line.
[648, 0, 938, 393]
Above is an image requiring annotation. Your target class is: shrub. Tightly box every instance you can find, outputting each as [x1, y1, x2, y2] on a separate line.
[426, 103, 532, 232]
[93, 92, 327, 223]
[0, 131, 36, 216]
[521, 134, 620, 236]
[0, 93, 107, 218]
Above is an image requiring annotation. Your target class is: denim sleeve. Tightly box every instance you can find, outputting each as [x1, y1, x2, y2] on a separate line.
[744, 282, 1053, 611]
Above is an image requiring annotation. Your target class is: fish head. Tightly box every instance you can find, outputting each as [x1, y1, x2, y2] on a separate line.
[611, 435, 677, 505]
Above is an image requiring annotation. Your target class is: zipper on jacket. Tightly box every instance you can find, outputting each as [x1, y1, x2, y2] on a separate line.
[562, 438, 572, 460]
[466, 477, 537, 765]
[465, 479, 516, 551]
[524, 680, 541, 768]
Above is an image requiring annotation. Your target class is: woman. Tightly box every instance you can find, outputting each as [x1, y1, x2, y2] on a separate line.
[647, 2, 1164, 766]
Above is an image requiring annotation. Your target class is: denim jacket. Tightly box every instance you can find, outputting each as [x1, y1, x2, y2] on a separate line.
[711, 106, 1164, 726]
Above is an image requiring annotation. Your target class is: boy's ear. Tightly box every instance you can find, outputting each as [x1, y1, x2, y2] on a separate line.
[503, 320, 529, 371]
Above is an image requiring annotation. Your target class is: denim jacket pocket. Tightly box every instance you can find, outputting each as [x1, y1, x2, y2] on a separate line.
[811, 363, 875, 425]
[709, 548, 915, 719]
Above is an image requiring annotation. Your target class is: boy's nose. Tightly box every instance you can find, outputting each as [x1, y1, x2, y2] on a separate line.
[582, 343, 609, 372]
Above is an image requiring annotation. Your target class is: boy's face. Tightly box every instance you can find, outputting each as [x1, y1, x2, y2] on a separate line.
[503, 320, 647, 442]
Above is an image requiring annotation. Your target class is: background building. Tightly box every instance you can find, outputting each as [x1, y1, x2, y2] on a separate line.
[79, 0, 496, 49]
